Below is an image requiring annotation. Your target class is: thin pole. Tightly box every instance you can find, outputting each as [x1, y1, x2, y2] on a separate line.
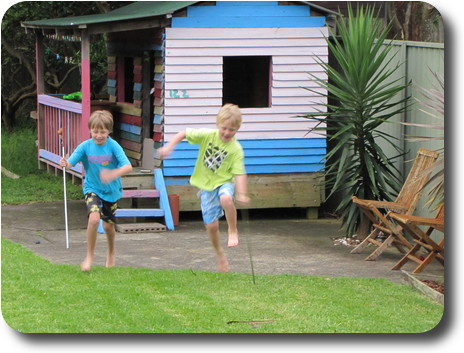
[62, 145, 69, 249]
[241, 208, 255, 284]
[59, 128, 70, 249]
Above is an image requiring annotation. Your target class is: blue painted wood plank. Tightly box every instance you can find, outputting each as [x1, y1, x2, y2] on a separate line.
[39, 149, 83, 174]
[163, 163, 324, 176]
[115, 208, 164, 217]
[153, 114, 163, 124]
[172, 16, 325, 28]
[217, 1, 278, 6]
[167, 138, 326, 150]
[167, 148, 326, 160]
[162, 138, 326, 176]
[154, 169, 174, 230]
[187, 5, 310, 17]
[117, 122, 142, 135]
[107, 79, 117, 88]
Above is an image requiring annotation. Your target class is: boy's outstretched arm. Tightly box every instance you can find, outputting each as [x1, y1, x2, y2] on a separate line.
[235, 174, 250, 205]
[100, 164, 133, 184]
[157, 130, 186, 160]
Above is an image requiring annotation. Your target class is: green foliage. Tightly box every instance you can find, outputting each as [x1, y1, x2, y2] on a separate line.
[1, 2, 130, 128]
[301, 5, 411, 236]
[1, 127, 82, 204]
[2, 238, 443, 333]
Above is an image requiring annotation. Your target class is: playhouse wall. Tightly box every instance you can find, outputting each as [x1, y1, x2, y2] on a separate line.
[161, 2, 328, 212]
[163, 26, 329, 175]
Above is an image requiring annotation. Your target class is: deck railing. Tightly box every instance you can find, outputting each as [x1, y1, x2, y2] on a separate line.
[38, 94, 83, 175]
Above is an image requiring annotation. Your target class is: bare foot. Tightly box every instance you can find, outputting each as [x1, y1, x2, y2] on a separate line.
[80, 257, 93, 272]
[106, 253, 115, 268]
[228, 231, 239, 247]
[218, 253, 229, 272]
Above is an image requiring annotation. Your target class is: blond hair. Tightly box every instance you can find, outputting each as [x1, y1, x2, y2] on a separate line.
[88, 110, 114, 133]
[216, 104, 242, 129]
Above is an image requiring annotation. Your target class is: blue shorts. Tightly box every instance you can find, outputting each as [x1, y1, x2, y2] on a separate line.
[200, 182, 235, 225]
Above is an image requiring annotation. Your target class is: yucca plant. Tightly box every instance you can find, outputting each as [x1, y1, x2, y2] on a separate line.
[403, 72, 444, 210]
[301, 5, 411, 237]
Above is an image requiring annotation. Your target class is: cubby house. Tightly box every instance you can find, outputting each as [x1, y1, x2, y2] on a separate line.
[22, 1, 334, 215]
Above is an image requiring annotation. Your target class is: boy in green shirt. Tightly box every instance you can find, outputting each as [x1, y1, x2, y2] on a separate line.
[158, 104, 249, 272]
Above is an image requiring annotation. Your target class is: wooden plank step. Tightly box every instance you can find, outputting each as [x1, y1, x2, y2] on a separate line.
[122, 189, 159, 198]
[116, 222, 166, 233]
[115, 208, 164, 217]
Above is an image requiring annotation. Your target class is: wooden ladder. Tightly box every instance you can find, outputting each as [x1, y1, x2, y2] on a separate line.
[98, 169, 174, 233]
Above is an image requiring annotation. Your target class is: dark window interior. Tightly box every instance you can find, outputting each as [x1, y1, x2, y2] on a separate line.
[222, 56, 271, 108]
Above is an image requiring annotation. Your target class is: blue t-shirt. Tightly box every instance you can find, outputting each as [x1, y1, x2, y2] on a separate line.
[68, 137, 130, 202]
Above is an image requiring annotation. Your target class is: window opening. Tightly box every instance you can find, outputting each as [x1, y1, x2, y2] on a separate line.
[222, 56, 271, 108]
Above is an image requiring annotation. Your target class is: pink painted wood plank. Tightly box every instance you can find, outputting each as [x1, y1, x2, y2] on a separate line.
[38, 94, 82, 114]
[122, 189, 160, 198]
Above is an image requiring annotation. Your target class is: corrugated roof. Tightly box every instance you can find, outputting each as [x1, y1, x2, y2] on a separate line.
[22, 1, 198, 29]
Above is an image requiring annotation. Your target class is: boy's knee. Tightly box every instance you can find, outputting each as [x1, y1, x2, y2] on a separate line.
[220, 194, 234, 208]
[88, 212, 100, 226]
[206, 220, 219, 232]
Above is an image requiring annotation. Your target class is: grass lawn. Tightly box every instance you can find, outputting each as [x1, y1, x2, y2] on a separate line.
[1, 126, 82, 204]
[1, 238, 443, 333]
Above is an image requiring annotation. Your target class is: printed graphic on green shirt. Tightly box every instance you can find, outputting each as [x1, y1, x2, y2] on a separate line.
[204, 142, 228, 173]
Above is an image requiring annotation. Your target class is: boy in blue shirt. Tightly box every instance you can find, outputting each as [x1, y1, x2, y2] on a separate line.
[60, 110, 132, 271]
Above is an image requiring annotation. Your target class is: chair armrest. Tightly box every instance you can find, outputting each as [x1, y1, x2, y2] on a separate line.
[352, 197, 407, 213]
[388, 212, 444, 232]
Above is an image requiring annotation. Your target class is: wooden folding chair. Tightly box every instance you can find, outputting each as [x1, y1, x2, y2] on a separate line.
[389, 205, 444, 273]
[350, 148, 439, 260]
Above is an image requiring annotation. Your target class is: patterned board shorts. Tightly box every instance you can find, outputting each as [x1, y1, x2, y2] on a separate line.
[199, 182, 235, 225]
[85, 192, 118, 224]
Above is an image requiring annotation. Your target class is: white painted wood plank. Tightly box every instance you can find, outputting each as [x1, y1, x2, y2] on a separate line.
[164, 114, 320, 125]
[273, 71, 327, 81]
[165, 88, 222, 98]
[272, 55, 327, 64]
[165, 97, 222, 106]
[166, 46, 328, 57]
[166, 38, 327, 48]
[164, 129, 323, 141]
[272, 96, 327, 105]
[164, 105, 326, 116]
[165, 65, 223, 74]
[164, 121, 319, 132]
[272, 87, 326, 96]
[165, 73, 222, 82]
[165, 56, 222, 65]
[273, 80, 321, 88]
[166, 27, 329, 40]
[165, 81, 222, 89]
[273, 63, 325, 72]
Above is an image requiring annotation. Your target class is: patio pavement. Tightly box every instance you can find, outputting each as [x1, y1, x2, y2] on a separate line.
[1, 200, 444, 283]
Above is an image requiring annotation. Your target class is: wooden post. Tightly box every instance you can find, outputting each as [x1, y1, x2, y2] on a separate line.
[80, 30, 91, 142]
[35, 33, 45, 167]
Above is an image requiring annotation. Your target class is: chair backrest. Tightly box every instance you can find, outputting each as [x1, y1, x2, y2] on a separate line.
[396, 148, 439, 214]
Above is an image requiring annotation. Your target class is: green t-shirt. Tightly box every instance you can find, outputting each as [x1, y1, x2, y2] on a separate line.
[186, 128, 245, 191]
